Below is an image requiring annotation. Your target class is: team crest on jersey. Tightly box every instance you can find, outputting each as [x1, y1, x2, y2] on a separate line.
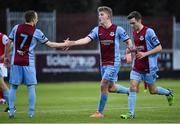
[110, 32, 115, 36]
[139, 35, 144, 41]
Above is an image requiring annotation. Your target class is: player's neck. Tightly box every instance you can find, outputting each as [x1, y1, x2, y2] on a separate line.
[102, 21, 112, 29]
[136, 24, 144, 33]
[25, 22, 34, 27]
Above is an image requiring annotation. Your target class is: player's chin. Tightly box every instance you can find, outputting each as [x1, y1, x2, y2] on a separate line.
[99, 21, 104, 25]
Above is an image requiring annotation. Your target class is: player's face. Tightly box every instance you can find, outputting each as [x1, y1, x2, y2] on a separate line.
[129, 17, 141, 31]
[98, 11, 109, 25]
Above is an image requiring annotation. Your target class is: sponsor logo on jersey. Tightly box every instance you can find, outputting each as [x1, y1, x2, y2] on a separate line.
[100, 40, 113, 45]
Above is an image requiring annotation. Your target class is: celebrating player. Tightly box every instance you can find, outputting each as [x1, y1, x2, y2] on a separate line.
[4, 10, 68, 119]
[120, 11, 174, 119]
[64, 6, 133, 118]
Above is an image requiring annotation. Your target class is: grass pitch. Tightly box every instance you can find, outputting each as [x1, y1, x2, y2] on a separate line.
[0, 79, 180, 123]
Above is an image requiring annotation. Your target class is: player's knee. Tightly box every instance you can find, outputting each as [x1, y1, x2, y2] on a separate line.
[149, 89, 156, 94]
[108, 86, 115, 92]
[100, 81, 109, 92]
[130, 86, 138, 92]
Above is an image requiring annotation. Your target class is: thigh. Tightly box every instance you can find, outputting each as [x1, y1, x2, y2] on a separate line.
[9, 65, 23, 85]
[102, 65, 120, 83]
[23, 66, 37, 85]
[130, 70, 142, 82]
[147, 83, 157, 92]
[100, 66, 105, 78]
[143, 71, 157, 84]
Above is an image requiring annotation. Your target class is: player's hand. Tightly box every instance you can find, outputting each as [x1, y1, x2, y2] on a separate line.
[63, 37, 76, 50]
[121, 53, 132, 64]
[125, 53, 132, 63]
[62, 38, 71, 51]
[64, 38, 75, 46]
[136, 52, 147, 59]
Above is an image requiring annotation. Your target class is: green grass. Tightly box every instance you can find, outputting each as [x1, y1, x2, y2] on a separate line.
[0, 79, 180, 123]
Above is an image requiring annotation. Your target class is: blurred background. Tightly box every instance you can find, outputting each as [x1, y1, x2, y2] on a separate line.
[0, 0, 180, 82]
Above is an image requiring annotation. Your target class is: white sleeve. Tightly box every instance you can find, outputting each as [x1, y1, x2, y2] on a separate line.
[2, 35, 9, 45]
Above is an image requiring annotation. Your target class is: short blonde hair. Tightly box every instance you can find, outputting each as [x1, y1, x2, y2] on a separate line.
[97, 6, 113, 18]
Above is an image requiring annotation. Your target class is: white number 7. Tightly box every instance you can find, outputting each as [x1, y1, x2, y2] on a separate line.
[20, 33, 28, 49]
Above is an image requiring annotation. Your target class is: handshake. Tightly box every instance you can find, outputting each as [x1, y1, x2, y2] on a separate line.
[62, 38, 74, 51]
[60, 37, 90, 51]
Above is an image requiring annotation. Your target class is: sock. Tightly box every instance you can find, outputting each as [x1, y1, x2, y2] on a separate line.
[116, 85, 129, 94]
[28, 85, 36, 116]
[128, 91, 136, 116]
[157, 87, 170, 95]
[9, 85, 18, 116]
[3, 89, 9, 105]
[98, 93, 108, 113]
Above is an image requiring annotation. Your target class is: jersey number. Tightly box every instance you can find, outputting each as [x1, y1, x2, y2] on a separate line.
[20, 33, 28, 49]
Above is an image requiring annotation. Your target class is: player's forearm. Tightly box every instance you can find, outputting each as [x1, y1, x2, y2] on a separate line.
[45, 41, 66, 48]
[146, 44, 162, 56]
[126, 39, 133, 54]
[4, 41, 12, 59]
[70, 37, 91, 46]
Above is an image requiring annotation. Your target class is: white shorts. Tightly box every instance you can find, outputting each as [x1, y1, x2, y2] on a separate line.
[0, 64, 8, 77]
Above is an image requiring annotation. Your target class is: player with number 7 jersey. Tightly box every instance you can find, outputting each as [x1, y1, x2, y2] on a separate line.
[9, 24, 41, 66]
[5, 10, 68, 119]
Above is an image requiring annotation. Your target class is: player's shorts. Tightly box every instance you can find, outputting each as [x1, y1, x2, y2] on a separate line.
[9, 65, 37, 85]
[130, 70, 158, 84]
[0, 64, 7, 77]
[101, 65, 120, 83]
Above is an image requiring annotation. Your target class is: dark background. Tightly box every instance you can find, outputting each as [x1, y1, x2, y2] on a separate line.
[0, 0, 176, 49]
[0, 0, 180, 21]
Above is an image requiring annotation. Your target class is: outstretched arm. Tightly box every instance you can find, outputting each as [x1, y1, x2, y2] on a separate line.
[45, 39, 69, 48]
[65, 36, 92, 47]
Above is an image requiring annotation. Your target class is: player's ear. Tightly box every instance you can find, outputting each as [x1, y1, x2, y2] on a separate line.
[107, 14, 111, 20]
[33, 18, 37, 25]
[137, 19, 141, 23]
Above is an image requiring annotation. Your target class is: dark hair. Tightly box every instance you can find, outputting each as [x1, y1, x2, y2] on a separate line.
[24, 10, 36, 23]
[127, 11, 142, 20]
[97, 6, 113, 17]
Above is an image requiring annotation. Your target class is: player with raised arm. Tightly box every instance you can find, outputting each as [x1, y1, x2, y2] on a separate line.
[65, 6, 133, 118]
[120, 11, 174, 119]
[4, 10, 68, 119]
